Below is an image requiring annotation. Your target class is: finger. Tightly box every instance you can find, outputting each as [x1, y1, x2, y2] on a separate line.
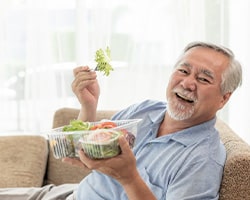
[78, 150, 96, 169]
[73, 66, 85, 77]
[72, 79, 97, 95]
[79, 149, 108, 170]
[74, 70, 97, 85]
[118, 135, 132, 154]
[71, 72, 97, 92]
[73, 66, 90, 77]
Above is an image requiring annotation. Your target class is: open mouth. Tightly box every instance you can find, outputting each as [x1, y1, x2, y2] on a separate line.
[176, 93, 195, 103]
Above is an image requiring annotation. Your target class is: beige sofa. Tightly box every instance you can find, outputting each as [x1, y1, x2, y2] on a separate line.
[0, 107, 250, 200]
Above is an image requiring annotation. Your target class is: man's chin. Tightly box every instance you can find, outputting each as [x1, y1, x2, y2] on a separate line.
[168, 113, 191, 121]
[167, 101, 195, 121]
[167, 108, 194, 121]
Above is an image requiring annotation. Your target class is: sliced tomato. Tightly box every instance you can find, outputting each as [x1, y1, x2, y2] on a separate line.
[89, 131, 113, 142]
[90, 121, 117, 130]
[100, 121, 117, 129]
[90, 124, 103, 130]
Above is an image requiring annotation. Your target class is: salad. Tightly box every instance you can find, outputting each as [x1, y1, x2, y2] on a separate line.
[95, 46, 113, 76]
[81, 130, 121, 159]
[61, 120, 136, 159]
[62, 120, 117, 131]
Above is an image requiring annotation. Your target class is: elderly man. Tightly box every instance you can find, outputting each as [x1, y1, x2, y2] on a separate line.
[68, 41, 242, 200]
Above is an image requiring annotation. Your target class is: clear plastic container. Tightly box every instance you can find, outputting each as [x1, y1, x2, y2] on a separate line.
[80, 129, 121, 159]
[47, 119, 142, 159]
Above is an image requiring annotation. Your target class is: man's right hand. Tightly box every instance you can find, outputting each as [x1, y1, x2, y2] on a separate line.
[72, 66, 100, 121]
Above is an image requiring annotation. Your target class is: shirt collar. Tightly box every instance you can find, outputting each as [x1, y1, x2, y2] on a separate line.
[148, 109, 217, 146]
[148, 108, 166, 124]
[170, 118, 217, 146]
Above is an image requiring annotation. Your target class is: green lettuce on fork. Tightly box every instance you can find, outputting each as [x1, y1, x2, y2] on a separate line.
[95, 46, 113, 76]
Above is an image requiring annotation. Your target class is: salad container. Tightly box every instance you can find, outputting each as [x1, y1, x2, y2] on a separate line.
[47, 119, 141, 159]
[80, 129, 121, 159]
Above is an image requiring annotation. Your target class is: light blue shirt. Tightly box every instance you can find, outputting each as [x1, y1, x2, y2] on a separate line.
[77, 100, 226, 200]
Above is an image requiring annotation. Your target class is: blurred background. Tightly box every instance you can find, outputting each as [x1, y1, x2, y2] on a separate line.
[0, 0, 249, 144]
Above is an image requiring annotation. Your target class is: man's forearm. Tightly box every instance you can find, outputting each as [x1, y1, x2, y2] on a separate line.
[77, 106, 97, 122]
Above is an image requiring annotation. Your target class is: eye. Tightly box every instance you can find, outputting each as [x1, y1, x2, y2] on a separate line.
[178, 69, 188, 74]
[198, 77, 210, 83]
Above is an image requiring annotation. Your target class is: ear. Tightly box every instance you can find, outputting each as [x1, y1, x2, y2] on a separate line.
[219, 92, 232, 108]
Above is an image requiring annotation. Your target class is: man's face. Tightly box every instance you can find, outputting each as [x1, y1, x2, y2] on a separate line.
[166, 46, 231, 123]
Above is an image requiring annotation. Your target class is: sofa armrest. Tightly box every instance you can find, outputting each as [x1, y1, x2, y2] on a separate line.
[0, 135, 48, 187]
[216, 118, 250, 200]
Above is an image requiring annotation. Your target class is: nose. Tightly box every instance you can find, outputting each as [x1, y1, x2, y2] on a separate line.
[180, 76, 196, 91]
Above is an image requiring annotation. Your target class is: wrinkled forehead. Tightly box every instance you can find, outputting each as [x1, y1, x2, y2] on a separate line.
[176, 46, 230, 68]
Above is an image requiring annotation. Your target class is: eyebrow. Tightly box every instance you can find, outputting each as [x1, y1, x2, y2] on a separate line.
[180, 62, 215, 79]
[200, 68, 214, 79]
[180, 62, 192, 68]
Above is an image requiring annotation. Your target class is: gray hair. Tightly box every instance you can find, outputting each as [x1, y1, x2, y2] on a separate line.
[179, 41, 242, 94]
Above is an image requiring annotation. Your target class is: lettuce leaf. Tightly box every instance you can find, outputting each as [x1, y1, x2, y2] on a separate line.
[62, 120, 91, 132]
[95, 46, 113, 76]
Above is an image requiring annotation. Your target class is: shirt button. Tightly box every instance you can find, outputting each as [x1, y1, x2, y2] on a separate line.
[147, 143, 152, 147]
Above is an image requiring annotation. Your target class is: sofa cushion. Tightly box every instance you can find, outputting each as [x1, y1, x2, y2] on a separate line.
[0, 135, 48, 187]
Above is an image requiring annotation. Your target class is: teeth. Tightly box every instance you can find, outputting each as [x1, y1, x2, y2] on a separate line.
[177, 93, 194, 102]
